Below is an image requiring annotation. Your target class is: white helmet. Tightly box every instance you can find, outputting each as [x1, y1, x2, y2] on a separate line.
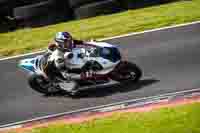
[54, 32, 73, 50]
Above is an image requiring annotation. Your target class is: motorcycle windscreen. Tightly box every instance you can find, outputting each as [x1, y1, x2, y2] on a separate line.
[99, 47, 121, 62]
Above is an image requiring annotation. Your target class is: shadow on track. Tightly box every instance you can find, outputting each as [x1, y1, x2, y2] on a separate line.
[44, 78, 159, 98]
[76, 78, 159, 98]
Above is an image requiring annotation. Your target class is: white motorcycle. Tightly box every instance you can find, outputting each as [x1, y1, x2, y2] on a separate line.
[18, 41, 142, 96]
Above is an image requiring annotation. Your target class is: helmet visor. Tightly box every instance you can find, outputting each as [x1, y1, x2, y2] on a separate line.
[58, 39, 72, 49]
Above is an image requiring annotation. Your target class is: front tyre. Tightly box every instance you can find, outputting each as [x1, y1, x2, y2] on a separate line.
[28, 74, 60, 94]
[111, 61, 142, 82]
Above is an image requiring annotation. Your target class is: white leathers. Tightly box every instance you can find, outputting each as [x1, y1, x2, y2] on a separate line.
[48, 48, 65, 70]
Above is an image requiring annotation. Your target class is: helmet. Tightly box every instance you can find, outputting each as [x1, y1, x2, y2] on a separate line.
[54, 32, 73, 50]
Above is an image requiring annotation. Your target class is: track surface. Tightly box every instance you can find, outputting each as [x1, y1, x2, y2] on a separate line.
[0, 23, 200, 126]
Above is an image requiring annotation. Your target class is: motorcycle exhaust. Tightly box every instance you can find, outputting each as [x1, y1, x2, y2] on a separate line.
[70, 74, 81, 80]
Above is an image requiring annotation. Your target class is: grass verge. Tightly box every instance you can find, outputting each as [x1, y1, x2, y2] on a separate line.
[11, 102, 200, 133]
[1, 0, 200, 57]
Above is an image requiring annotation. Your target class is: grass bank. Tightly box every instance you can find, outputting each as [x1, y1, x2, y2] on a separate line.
[13, 102, 200, 133]
[1, 0, 200, 57]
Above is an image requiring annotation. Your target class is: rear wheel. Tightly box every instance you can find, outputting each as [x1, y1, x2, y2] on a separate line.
[28, 74, 60, 94]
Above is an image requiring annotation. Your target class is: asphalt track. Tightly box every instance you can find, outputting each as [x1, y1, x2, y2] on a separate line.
[0, 23, 200, 126]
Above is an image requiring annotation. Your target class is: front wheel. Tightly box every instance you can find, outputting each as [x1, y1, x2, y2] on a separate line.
[28, 74, 60, 95]
[111, 61, 142, 82]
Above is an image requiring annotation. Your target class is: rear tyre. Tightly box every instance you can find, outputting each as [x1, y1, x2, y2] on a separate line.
[28, 74, 60, 94]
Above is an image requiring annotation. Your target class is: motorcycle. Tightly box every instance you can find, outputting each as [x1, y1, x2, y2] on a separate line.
[18, 41, 142, 96]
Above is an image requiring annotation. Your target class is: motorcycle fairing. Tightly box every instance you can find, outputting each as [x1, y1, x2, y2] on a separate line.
[18, 58, 36, 73]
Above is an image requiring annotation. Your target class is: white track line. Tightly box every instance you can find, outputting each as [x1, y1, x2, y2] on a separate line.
[0, 125, 22, 131]
[99, 20, 200, 41]
[1, 88, 200, 129]
[0, 20, 200, 61]
[0, 50, 45, 61]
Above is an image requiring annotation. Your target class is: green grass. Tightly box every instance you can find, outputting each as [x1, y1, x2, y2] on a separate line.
[18, 102, 200, 133]
[1, 0, 200, 57]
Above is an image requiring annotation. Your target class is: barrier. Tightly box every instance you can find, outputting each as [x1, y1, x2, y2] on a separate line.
[119, 0, 176, 9]
[73, 0, 122, 19]
[1, 0, 178, 30]
[14, 1, 53, 19]
[68, 0, 104, 8]
[13, 0, 72, 27]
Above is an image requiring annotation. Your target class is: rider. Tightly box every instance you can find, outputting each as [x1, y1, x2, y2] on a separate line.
[44, 32, 84, 81]
[47, 32, 84, 53]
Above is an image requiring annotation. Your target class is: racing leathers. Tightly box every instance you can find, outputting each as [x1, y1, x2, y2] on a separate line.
[44, 40, 84, 81]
